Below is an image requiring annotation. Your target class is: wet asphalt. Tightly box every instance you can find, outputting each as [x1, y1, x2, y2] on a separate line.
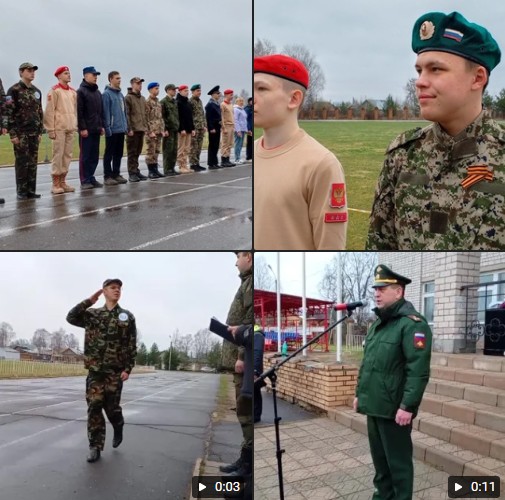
[0, 371, 220, 500]
[0, 153, 252, 250]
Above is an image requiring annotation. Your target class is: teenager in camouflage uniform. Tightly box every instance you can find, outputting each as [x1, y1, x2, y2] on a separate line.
[189, 84, 207, 172]
[161, 84, 180, 177]
[66, 278, 137, 463]
[6, 63, 44, 200]
[366, 11, 504, 250]
[219, 251, 253, 478]
[144, 82, 166, 179]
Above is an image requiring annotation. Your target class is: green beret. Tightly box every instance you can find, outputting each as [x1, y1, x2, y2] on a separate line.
[190, 84, 201, 91]
[372, 265, 411, 289]
[412, 11, 501, 73]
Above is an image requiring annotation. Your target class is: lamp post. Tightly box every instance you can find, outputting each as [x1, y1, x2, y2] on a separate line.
[169, 339, 173, 371]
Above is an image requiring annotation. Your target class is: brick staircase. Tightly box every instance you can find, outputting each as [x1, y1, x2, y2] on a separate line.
[329, 353, 505, 487]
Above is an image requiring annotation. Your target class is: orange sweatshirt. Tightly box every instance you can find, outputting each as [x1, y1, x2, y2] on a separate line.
[254, 129, 348, 250]
[43, 84, 77, 133]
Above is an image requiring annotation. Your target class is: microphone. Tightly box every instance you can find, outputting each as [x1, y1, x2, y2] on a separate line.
[333, 300, 369, 311]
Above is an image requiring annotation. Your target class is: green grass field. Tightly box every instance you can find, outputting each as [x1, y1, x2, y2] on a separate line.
[255, 120, 426, 249]
[0, 134, 210, 169]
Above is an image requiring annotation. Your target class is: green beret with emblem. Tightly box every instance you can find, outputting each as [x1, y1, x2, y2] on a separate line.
[372, 265, 411, 288]
[412, 11, 501, 73]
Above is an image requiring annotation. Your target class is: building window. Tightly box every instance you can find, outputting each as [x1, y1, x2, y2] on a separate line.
[478, 272, 505, 322]
[422, 281, 435, 325]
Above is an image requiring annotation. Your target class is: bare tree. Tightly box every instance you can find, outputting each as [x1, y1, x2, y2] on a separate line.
[193, 329, 212, 362]
[282, 44, 326, 110]
[254, 38, 277, 56]
[0, 322, 15, 347]
[51, 328, 66, 351]
[175, 334, 193, 356]
[319, 253, 377, 326]
[32, 328, 51, 353]
[66, 333, 80, 350]
[254, 256, 275, 291]
[404, 78, 420, 117]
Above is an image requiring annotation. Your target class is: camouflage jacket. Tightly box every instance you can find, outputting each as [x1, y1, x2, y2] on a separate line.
[0, 78, 5, 129]
[66, 299, 137, 374]
[226, 268, 253, 362]
[145, 96, 164, 134]
[190, 96, 206, 130]
[366, 110, 505, 250]
[160, 96, 179, 132]
[6, 80, 44, 137]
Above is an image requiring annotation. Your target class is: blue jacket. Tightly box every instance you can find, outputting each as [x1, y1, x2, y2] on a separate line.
[102, 86, 127, 136]
[244, 104, 252, 132]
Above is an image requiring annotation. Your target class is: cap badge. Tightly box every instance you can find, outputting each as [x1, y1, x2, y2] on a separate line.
[420, 21, 435, 40]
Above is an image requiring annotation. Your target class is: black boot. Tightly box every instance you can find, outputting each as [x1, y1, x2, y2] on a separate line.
[219, 455, 243, 473]
[223, 447, 252, 478]
[148, 165, 159, 179]
[86, 447, 101, 463]
[154, 164, 165, 177]
[136, 170, 148, 181]
[112, 425, 123, 448]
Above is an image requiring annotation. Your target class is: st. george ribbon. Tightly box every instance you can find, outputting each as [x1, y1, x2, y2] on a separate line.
[333, 300, 369, 311]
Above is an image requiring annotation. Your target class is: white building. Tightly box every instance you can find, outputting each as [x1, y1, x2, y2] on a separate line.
[0, 347, 21, 360]
[378, 252, 505, 353]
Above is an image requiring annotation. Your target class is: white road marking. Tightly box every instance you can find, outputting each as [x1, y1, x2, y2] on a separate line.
[0, 177, 251, 238]
[130, 209, 251, 250]
[0, 379, 196, 449]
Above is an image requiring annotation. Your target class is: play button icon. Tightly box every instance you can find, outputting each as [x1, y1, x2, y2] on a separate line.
[199, 483, 206, 492]
[454, 483, 462, 492]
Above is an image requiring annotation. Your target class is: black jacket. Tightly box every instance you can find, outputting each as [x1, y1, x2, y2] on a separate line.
[77, 80, 103, 133]
[176, 94, 194, 133]
[205, 99, 221, 130]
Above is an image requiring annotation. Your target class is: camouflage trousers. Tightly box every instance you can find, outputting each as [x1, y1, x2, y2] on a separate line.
[189, 128, 205, 166]
[162, 130, 178, 173]
[86, 370, 124, 450]
[234, 373, 253, 453]
[13, 133, 40, 195]
[145, 133, 162, 165]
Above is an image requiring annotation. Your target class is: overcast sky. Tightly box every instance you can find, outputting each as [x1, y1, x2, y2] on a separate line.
[0, 252, 242, 351]
[255, 252, 342, 300]
[255, 0, 505, 103]
[0, 0, 251, 101]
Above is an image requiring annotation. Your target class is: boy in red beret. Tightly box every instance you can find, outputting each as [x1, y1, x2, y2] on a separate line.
[43, 66, 77, 195]
[254, 54, 347, 250]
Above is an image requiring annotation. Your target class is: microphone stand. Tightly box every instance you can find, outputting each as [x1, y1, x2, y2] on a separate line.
[255, 310, 353, 500]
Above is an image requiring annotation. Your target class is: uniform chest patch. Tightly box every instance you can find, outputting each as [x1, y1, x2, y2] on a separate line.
[414, 332, 426, 349]
[118, 312, 128, 321]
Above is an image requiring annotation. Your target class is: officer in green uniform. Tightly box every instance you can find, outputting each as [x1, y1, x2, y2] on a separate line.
[366, 12, 504, 250]
[354, 265, 432, 500]
[66, 278, 137, 463]
[219, 251, 253, 478]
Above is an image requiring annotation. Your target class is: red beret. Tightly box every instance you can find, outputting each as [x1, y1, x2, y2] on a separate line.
[54, 66, 69, 77]
[224, 89, 234, 95]
[178, 84, 188, 91]
[254, 54, 309, 89]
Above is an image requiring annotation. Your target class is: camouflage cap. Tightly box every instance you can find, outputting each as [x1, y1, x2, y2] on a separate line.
[19, 62, 38, 71]
[165, 83, 178, 91]
[130, 77, 144, 84]
[412, 11, 501, 72]
[103, 278, 123, 288]
[372, 265, 411, 288]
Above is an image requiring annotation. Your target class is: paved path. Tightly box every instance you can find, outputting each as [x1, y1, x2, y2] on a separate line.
[254, 391, 451, 500]
[0, 371, 220, 500]
[0, 154, 252, 250]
